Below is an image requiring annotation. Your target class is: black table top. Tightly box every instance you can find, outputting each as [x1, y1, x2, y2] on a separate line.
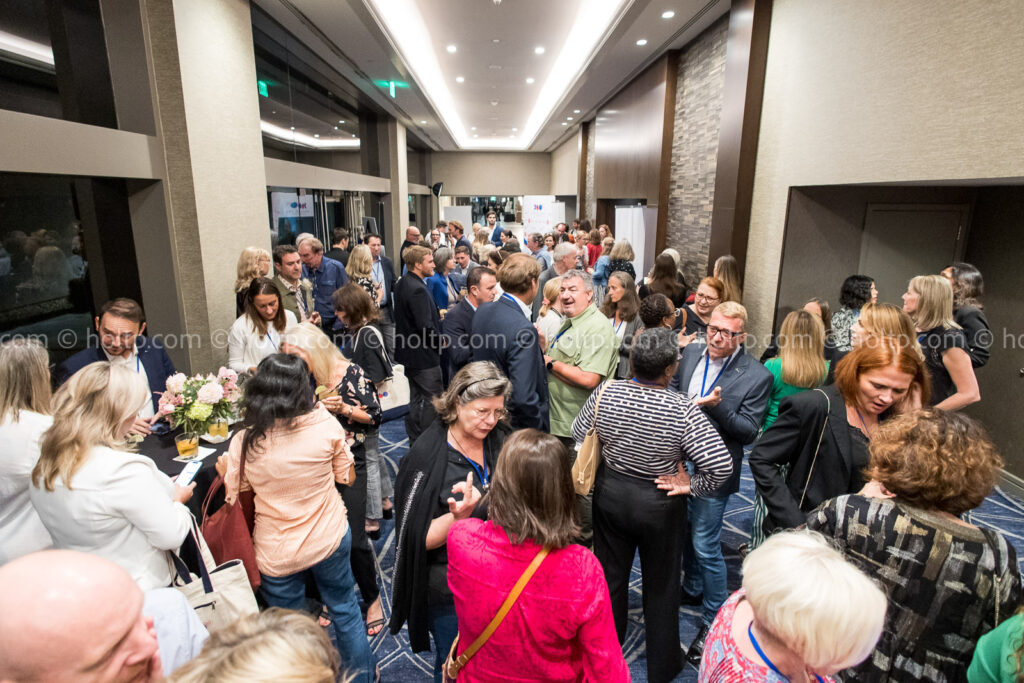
[137, 427, 233, 518]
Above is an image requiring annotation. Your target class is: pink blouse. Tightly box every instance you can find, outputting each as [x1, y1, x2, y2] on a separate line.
[447, 519, 629, 682]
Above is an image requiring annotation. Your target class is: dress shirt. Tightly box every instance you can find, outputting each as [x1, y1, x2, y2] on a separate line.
[280, 277, 309, 320]
[686, 347, 742, 400]
[104, 347, 155, 419]
[504, 292, 532, 320]
[303, 256, 349, 322]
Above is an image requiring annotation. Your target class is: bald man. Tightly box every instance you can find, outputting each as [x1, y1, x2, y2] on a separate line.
[0, 550, 165, 682]
[399, 225, 421, 264]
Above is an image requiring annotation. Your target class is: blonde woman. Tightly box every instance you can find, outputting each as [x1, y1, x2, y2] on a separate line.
[903, 275, 980, 410]
[235, 246, 271, 316]
[170, 608, 341, 683]
[0, 339, 54, 563]
[748, 310, 828, 550]
[849, 302, 918, 351]
[345, 244, 384, 309]
[713, 255, 743, 304]
[280, 322, 385, 637]
[607, 239, 636, 281]
[536, 276, 564, 352]
[30, 363, 193, 590]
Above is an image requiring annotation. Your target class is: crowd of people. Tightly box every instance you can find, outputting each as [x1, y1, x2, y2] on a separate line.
[0, 213, 1019, 683]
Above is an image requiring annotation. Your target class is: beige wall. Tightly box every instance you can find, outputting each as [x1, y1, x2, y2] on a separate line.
[745, 0, 1024, 347]
[550, 135, 579, 196]
[430, 152, 552, 196]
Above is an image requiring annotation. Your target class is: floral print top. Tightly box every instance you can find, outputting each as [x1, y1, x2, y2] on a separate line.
[331, 362, 381, 446]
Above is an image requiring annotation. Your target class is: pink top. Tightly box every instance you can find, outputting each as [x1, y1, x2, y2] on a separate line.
[699, 590, 836, 683]
[224, 404, 353, 577]
[447, 519, 629, 683]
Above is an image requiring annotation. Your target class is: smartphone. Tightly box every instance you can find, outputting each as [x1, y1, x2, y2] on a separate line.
[176, 460, 203, 486]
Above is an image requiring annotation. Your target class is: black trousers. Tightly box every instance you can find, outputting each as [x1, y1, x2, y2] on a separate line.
[337, 445, 379, 605]
[405, 365, 442, 444]
[594, 465, 686, 683]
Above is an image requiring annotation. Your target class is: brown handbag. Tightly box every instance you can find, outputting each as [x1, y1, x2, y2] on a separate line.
[201, 451, 259, 589]
[570, 382, 612, 495]
[443, 546, 550, 682]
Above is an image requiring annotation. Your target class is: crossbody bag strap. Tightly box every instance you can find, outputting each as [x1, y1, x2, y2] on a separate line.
[591, 380, 613, 429]
[798, 389, 831, 509]
[452, 546, 550, 671]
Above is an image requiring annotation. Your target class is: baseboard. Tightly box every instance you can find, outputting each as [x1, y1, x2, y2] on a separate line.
[998, 469, 1024, 501]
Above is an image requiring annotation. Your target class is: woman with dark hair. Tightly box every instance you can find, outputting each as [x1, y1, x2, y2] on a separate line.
[601, 271, 644, 380]
[586, 227, 602, 269]
[808, 410, 1020, 682]
[639, 253, 686, 307]
[446, 429, 629, 682]
[333, 283, 393, 536]
[941, 262, 991, 368]
[389, 362, 512, 682]
[831, 275, 877, 352]
[572, 327, 732, 683]
[639, 292, 677, 330]
[227, 277, 296, 374]
[215, 354, 373, 682]
[749, 338, 928, 536]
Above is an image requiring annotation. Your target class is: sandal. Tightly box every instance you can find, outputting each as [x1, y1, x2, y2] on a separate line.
[318, 606, 331, 628]
[366, 598, 385, 637]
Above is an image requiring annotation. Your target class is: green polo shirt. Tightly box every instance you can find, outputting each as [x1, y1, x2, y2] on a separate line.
[547, 304, 620, 437]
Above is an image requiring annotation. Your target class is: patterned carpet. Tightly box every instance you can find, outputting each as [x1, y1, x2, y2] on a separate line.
[367, 419, 1024, 682]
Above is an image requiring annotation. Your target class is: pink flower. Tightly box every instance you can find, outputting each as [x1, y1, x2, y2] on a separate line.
[217, 367, 238, 383]
[165, 373, 187, 395]
[196, 382, 224, 404]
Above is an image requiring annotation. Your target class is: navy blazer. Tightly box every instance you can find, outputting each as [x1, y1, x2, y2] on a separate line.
[425, 271, 466, 311]
[471, 294, 549, 431]
[441, 298, 476, 380]
[669, 343, 772, 496]
[55, 336, 177, 414]
[393, 272, 442, 370]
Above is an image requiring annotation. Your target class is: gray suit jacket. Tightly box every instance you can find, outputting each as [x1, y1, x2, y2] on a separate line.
[669, 343, 772, 496]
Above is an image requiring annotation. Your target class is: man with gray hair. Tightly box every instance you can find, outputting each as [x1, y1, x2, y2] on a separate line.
[297, 235, 349, 334]
[531, 240, 577, 320]
[544, 269, 619, 546]
[526, 232, 552, 270]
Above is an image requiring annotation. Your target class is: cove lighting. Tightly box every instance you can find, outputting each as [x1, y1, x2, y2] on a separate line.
[261, 121, 359, 149]
[365, 0, 628, 149]
[662, 10, 675, 19]
[0, 30, 55, 69]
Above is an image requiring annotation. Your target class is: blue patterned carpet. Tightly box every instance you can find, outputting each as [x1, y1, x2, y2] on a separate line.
[367, 420, 1024, 682]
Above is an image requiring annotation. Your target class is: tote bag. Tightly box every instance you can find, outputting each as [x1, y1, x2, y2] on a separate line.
[200, 454, 259, 589]
[357, 325, 410, 417]
[570, 382, 612, 495]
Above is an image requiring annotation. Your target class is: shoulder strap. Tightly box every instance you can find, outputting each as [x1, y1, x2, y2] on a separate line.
[451, 546, 550, 673]
[798, 389, 831, 509]
[592, 380, 613, 425]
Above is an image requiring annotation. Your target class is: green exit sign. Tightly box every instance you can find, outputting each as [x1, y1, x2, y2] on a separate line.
[257, 80, 269, 97]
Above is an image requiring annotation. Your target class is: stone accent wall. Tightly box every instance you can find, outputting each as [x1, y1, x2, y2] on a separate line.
[585, 122, 596, 221]
[665, 15, 729, 290]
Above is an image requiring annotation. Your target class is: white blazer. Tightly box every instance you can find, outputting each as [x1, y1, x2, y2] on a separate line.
[0, 410, 54, 564]
[227, 310, 297, 374]
[30, 446, 191, 590]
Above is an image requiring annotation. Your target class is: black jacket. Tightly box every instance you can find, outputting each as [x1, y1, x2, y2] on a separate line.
[393, 272, 441, 370]
[441, 298, 476, 379]
[372, 255, 397, 309]
[471, 295, 550, 431]
[748, 384, 862, 531]
[55, 336, 177, 414]
[954, 305, 991, 368]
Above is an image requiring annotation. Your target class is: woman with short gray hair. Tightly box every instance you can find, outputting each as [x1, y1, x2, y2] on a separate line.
[571, 327, 732, 683]
[390, 362, 513, 681]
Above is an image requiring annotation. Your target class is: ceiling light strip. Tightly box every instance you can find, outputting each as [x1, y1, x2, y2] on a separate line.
[261, 120, 360, 149]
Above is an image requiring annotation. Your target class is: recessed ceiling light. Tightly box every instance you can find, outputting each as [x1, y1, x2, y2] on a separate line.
[334, 126, 338, 130]
[455, 76, 465, 83]
[290, 126, 295, 130]
[492, 38, 500, 44]
[509, 135, 515, 138]
[662, 10, 675, 19]
[561, 122, 568, 126]
[446, 44, 457, 53]
[573, 109, 581, 114]
[338, 120, 345, 123]
[512, 127, 518, 131]
[636, 39, 648, 46]
[474, 134, 479, 137]
[534, 46, 545, 55]
[525, 77, 535, 84]
[471, 126, 476, 130]
[490, 100, 498, 106]
[488, 64, 502, 70]
[420, 120, 427, 124]
[271, 110, 276, 114]
[314, 134, 320, 138]
[567, 116, 574, 121]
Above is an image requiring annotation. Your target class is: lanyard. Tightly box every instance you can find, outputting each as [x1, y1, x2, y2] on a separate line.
[450, 442, 489, 488]
[266, 328, 280, 351]
[700, 352, 734, 397]
[549, 324, 572, 352]
[748, 623, 825, 683]
[854, 407, 872, 440]
[614, 318, 624, 334]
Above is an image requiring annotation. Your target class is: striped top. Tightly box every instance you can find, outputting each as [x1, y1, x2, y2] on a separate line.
[570, 380, 732, 496]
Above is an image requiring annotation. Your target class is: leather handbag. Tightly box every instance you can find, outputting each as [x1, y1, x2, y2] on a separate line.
[570, 381, 612, 495]
[200, 450, 259, 589]
[170, 517, 259, 632]
[361, 325, 410, 415]
[443, 546, 550, 681]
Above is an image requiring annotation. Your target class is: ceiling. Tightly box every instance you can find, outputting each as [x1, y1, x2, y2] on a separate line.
[255, 0, 729, 152]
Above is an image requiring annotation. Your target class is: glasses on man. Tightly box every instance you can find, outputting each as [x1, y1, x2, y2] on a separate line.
[695, 292, 720, 302]
[706, 325, 742, 340]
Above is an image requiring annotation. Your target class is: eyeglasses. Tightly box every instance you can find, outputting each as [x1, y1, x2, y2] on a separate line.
[707, 325, 742, 340]
[468, 407, 507, 421]
[695, 293, 720, 302]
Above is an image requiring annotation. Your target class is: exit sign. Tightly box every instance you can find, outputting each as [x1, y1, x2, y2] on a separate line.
[257, 80, 269, 97]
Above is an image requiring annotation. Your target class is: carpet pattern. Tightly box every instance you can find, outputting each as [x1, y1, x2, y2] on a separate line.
[366, 420, 1024, 682]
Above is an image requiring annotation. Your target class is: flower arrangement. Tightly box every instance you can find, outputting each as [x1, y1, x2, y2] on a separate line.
[158, 367, 242, 434]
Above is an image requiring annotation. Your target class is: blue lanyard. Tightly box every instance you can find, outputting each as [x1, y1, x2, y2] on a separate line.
[748, 623, 825, 682]
[450, 442, 489, 487]
[549, 324, 571, 352]
[701, 352, 734, 397]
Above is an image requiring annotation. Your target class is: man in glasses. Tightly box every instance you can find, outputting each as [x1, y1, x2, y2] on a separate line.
[668, 301, 771, 667]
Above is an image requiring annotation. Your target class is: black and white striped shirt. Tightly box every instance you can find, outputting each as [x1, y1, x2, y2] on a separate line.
[570, 379, 732, 496]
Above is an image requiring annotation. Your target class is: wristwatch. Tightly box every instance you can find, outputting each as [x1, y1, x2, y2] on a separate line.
[546, 360, 555, 373]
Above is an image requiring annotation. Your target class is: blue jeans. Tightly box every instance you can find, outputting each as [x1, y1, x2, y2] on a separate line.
[683, 494, 730, 626]
[427, 602, 458, 683]
[260, 530, 374, 682]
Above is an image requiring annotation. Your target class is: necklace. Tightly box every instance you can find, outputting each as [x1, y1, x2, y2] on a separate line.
[449, 428, 489, 490]
[853, 405, 874, 439]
